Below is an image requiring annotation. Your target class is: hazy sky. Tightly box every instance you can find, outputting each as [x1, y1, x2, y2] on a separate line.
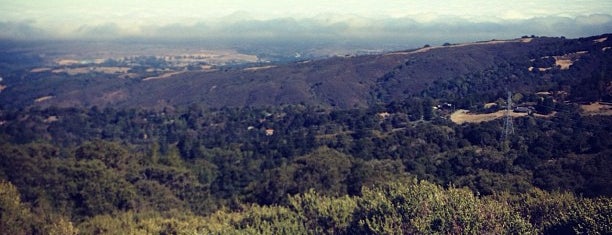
[1, 0, 611, 44]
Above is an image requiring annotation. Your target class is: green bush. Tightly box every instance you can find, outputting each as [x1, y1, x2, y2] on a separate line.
[289, 189, 357, 234]
[506, 188, 612, 234]
[352, 180, 534, 234]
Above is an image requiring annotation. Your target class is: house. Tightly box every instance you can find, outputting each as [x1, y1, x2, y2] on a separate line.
[514, 106, 532, 114]
[377, 112, 391, 119]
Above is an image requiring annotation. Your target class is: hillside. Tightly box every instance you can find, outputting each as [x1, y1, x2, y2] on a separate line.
[1, 34, 611, 234]
[1, 99, 610, 234]
[1, 34, 611, 109]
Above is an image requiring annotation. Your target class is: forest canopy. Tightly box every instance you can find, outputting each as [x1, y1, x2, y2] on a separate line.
[0, 99, 610, 234]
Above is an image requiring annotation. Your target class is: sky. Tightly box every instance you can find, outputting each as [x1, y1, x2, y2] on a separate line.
[0, 0, 611, 46]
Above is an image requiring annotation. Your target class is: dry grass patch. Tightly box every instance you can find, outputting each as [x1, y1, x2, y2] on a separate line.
[452, 102, 612, 124]
[450, 109, 528, 124]
[483, 103, 497, 109]
[94, 67, 130, 73]
[594, 37, 607, 43]
[535, 91, 552, 95]
[581, 102, 612, 116]
[34, 96, 54, 103]
[56, 59, 80, 66]
[52, 67, 90, 75]
[30, 67, 52, 73]
[143, 71, 187, 81]
[201, 65, 217, 71]
[528, 66, 552, 72]
[51, 67, 130, 76]
[554, 51, 588, 70]
[554, 59, 573, 70]
[533, 111, 557, 118]
[243, 65, 276, 71]
[43, 116, 59, 123]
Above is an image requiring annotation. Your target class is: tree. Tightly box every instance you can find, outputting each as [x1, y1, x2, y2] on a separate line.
[423, 98, 434, 121]
[0, 181, 34, 235]
[352, 180, 534, 234]
[291, 147, 353, 196]
[535, 97, 554, 114]
[289, 189, 356, 234]
[74, 140, 133, 170]
[249, 147, 353, 205]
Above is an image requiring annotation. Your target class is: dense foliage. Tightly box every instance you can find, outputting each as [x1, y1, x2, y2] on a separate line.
[0, 98, 610, 233]
[1, 178, 610, 234]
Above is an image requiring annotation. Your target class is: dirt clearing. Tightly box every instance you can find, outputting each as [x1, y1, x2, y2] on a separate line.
[450, 109, 528, 124]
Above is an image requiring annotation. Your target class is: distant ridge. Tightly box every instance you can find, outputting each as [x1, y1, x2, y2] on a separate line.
[2, 34, 611, 109]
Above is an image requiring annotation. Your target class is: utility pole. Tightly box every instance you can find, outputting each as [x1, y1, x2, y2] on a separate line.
[502, 91, 514, 142]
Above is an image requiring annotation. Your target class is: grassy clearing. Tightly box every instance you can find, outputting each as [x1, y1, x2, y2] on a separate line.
[143, 71, 187, 81]
[451, 101, 611, 124]
[450, 109, 528, 124]
[581, 102, 612, 116]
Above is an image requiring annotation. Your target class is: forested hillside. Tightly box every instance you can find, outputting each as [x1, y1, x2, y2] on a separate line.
[1, 100, 611, 233]
[0, 34, 611, 234]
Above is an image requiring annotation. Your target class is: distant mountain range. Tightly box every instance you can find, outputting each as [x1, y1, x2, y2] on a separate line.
[1, 34, 611, 109]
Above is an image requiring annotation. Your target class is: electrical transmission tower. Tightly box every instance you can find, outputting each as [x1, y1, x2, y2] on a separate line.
[502, 91, 514, 141]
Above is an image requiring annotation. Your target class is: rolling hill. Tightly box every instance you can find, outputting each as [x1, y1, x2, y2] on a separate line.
[1, 34, 611, 109]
